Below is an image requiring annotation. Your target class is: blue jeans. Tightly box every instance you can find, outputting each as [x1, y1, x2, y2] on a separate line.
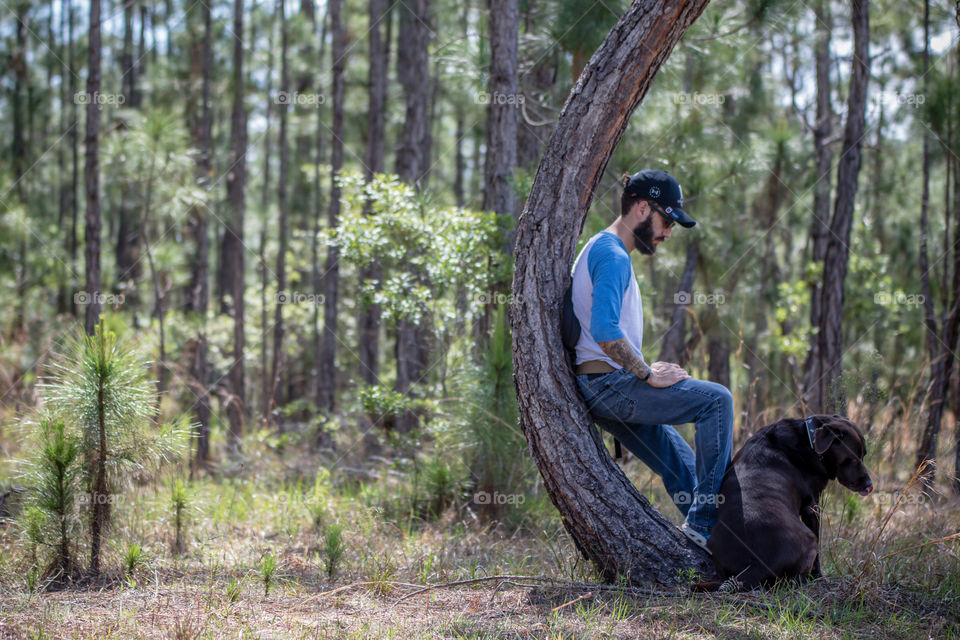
[575, 368, 734, 535]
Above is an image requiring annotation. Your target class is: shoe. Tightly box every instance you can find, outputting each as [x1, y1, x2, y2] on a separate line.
[681, 521, 712, 555]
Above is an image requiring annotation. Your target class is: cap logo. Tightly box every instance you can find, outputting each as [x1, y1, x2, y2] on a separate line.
[649, 186, 661, 198]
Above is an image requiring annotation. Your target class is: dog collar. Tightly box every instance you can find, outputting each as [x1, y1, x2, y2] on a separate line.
[804, 416, 821, 459]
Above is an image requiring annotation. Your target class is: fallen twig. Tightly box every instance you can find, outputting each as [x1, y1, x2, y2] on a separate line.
[551, 591, 592, 613]
[879, 531, 960, 560]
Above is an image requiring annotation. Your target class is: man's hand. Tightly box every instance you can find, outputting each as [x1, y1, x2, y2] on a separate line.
[596, 338, 690, 387]
[646, 361, 691, 388]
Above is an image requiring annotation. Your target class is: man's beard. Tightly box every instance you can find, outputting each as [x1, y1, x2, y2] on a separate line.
[632, 216, 657, 255]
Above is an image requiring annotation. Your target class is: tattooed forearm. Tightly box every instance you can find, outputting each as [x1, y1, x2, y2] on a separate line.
[597, 337, 652, 380]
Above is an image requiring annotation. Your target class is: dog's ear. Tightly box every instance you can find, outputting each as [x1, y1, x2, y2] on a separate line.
[813, 426, 836, 454]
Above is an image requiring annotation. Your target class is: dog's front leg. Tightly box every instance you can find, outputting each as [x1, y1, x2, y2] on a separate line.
[800, 499, 822, 577]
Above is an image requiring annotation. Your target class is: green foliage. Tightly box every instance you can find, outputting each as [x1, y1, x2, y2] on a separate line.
[18, 418, 82, 579]
[334, 170, 500, 329]
[423, 456, 459, 517]
[322, 523, 346, 578]
[101, 108, 205, 224]
[41, 323, 188, 485]
[18, 506, 46, 569]
[123, 543, 144, 579]
[451, 305, 533, 524]
[169, 476, 190, 555]
[225, 574, 245, 603]
[356, 385, 423, 422]
[259, 552, 277, 595]
[31, 322, 189, 573]
[552, 0, 626, 62]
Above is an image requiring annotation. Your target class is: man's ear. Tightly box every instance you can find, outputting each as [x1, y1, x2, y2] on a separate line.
[813, 426, 836, 454]
[635, 200, 651, 220]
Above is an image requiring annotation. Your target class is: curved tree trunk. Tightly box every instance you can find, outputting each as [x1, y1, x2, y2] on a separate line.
[511, 0, 714, 587]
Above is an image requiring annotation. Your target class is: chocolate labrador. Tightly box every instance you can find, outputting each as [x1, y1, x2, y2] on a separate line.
[697, 414, 872, 591]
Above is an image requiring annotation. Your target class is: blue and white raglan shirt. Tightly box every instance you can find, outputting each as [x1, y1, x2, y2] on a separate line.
[570, 231, 645, 368]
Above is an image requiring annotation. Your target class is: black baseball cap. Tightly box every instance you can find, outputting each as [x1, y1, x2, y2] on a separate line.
[624, 169, 696, 228]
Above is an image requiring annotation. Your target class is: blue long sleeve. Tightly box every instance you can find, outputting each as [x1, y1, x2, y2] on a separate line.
[587, 233, 632, 343]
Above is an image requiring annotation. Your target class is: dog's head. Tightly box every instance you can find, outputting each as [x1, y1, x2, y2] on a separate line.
[811, 415, 873, 496]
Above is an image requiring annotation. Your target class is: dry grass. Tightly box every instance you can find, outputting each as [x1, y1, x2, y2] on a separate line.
[1, 402, 958, 639]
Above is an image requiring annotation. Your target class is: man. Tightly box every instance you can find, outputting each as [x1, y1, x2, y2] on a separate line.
[571, 169, 733, 552]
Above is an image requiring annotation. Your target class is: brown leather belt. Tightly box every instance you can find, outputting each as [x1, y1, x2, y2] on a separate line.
[575, 360, 617, 375]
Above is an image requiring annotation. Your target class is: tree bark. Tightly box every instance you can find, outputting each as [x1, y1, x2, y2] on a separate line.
[11, 2, 29, 334]
[392, 0, 432, 432]
[802, 0, 834, 411]
[223, 0, 248, 450]
[84, 0, 102, 336]
[395, 0, 430, 186]
[810, 0, 869, 415]
[658, 238, 699, 366]
[69, 0, 79, 319]
[270, 0, 290, 426]
[187, 0, 213, 466]
[58, 0, 72, 315]
[258, 4, 277, 423]
[707, 336, 731, 389]
[316, 0, 345, 412]
[311, 6, 328, 428]
[484, 1, 520, 210]
[116, 0, 141, 320]
[517, 0, 557, 173]
[916, 0, 939, 479]
[916, 0, 960, 487]
[358, 0, 389, 386]
[511, 0, 714, 586]
[475, 0, 520, 348]
[88, 336, 109, 576]
[121, 0, 139, 107]
[744, 146, 787, 427]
